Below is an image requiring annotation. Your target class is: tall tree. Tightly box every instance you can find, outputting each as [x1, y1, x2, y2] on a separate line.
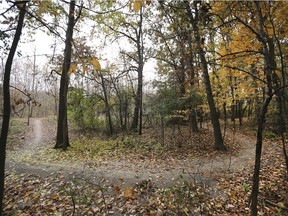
[99, 2, 146, 134]
[127, 6, 145, 135]
[54, 0, 76, 149]
[184, 1, 226, 150]
[0, 2, 26, 214]
[154, 2, 200, 132]
[248, 2, 280, 214]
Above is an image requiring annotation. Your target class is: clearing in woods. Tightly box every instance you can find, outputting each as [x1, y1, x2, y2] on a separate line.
[6, 118, 256, 187]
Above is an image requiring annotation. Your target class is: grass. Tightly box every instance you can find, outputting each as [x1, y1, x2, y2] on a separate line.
[7, 118, 28, 150]
[37, 135, 166, 164]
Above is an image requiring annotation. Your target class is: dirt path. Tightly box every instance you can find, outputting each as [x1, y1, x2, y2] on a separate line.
[6, 118, 256, 188]
[33, 118, 42, 143]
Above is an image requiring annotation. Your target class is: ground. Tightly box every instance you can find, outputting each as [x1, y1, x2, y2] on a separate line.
[6, 118, 255, 186]
[3, 118, 288, 215]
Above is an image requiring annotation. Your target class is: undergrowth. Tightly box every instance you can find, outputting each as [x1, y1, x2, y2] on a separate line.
[7, 118, 28, 150]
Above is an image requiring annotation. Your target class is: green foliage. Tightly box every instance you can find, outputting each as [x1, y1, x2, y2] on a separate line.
[262, 130, 276, 139]
[152, 86, 183, 116]
[148, 83, 203, 119]
[68, 88, 105, 131]
[7, 118, 27, 150]
[242, 182, 250, 193]
[34, 135, 166, 166]
[183, 90, 204, 110]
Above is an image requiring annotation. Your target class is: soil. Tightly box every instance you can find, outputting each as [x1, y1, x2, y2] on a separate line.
[6, 118, 256, 188]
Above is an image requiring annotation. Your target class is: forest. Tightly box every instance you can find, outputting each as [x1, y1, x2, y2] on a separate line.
[0, 0, 288, 215]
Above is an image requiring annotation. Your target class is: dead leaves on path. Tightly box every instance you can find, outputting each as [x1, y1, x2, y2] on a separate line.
[5, 123, 288, 215]
[31, 127, 242, 175]
[4, 140, 287, 216]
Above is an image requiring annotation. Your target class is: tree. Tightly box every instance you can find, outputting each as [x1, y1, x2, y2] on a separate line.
[54, 0, 77, 150]
[0, 2, 26, 214]
[98, 1, 147, 135]
[129, 5, 144, 135]
[153, 1, 200, 132]
[184, 1, 226, 150]
[248, 2, 282, 214]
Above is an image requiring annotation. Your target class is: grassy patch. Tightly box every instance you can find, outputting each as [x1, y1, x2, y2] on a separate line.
[35, 135, 166, 165]
[7, 118, 28, 150]
[33, 126, 239, 166]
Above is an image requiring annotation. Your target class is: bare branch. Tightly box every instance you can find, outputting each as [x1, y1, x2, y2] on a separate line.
[24, 9, 65, 41]
[219, 64, 267, 84]
[0, 2, 16, 17]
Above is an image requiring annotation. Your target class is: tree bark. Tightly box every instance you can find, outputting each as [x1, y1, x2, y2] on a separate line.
[250, 2, 276, 215]
[185, 1, 226, 150]
[250, 95, 272, 216]
[279, 97, 288, 173]
[55, 0, 75, 150]
[130, 7, 144, 135]
[0, 3, 26, 214]
[100, 73, 113, 135]
[187, 31, 199, 132]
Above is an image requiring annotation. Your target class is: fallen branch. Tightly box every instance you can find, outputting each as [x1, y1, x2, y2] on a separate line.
[265, 199, 288, 212]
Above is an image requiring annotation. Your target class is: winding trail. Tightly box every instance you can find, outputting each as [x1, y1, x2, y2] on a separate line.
[6, 118, 256, 188]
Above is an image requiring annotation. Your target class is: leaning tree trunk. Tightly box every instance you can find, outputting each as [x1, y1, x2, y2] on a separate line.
[0, 3, 26, 214]
[278, 96, 288, 174]
[250, 3, 277, 215]
[250, 95, 272, 216]
[185, 1, 226, 150]
[55, 0, 75, 150]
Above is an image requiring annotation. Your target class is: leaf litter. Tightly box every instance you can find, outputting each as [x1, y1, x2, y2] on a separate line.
[4, 118, 288, 215]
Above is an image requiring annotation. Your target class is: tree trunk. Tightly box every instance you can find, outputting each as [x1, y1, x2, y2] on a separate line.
[0, 3, 26, 214]
[131, 84, 141, 132]
[187, 32, 199, 132]
[130, 8, 144, 135]
[273, 9, 288, 172]
[276, 93, 288, 174]
[110, 77, 124, 131]
[55, 0, 75, 150]
[250, 95, 272, 216]
[250, 3, 278, 215]
[238, 100, 243, 126]
[100, 73, 113, 135]
[160, 115, 165, 146]
[185, 1, 226, 150]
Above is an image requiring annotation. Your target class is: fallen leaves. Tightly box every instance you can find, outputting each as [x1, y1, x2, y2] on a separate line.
[124, 187, 136, 200]
[5, 118, 288, 215]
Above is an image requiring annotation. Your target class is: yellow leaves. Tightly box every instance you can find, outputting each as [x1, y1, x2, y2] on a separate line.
[50, 193, 59, 200]
[15, 98, 25, 105]
[133, 0, 142, 13]
[123, 187, 136, 199]
[67, 57, 101, 75]
[68, 64, 78, 75]
[210, 2, 226, 15]
[83, 65, 89, 73]
[129, 0, 153, 13]
[91, 57, 101, 71]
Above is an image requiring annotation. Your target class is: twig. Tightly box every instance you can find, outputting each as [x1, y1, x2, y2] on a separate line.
[265, 199, 288, 211]
[0, 2, 16, 17]
[71, 195, 76, 216]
